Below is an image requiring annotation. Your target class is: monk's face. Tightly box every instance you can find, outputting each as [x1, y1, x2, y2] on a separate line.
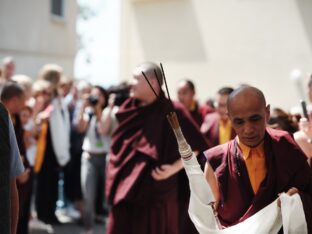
[177, 81, 195, 110]
[228, 93, 270, 147]
[215, 94, 229, 121]
[129, 73, 157, 102]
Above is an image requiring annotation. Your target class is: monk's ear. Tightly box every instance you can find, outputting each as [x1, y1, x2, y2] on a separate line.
[265, 104, 270, 121]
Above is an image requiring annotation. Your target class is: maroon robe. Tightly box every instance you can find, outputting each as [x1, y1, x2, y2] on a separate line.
[204, 128, 312, 232]
[189, 102, 214, 127]
[200, 112, 236, 148]
[106, 95, 208, 234]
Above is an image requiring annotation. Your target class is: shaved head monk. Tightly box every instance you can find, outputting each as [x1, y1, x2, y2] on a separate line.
[201, 87, 235, 148]
[202, 86, 312, 232]
[106, 62, 208, 234]
[176, 79, 213, 127]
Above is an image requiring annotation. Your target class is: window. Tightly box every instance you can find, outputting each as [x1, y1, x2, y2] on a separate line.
[51, 0, 64, 18]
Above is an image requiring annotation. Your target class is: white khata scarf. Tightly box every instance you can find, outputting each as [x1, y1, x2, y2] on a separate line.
[184, 156, 308, 234]
[49, 97, 70, 166]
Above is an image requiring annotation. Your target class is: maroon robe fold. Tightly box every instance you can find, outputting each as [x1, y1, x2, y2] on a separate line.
[204, 128, 312, 233]
[189, 102, 214, 127]
[200, 112, 236, 148]
[106, 95, 208, 234]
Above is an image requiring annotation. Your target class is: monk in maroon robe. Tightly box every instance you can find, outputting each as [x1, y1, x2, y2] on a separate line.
[201, 87, 235, 148]
[176, 79, 213, 127]
[106, 62, 208, 234]
[203, 86, 312, 232]
[201, 112, 236, 148]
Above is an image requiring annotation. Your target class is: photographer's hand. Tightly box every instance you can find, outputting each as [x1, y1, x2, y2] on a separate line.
[76, 97, 90, 133]
[94, 103, 102, 121]
[98, 95, 116, 136]
[108, 94, 116, 109]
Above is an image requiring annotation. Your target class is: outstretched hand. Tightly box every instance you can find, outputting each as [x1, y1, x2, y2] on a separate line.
[17, 168, 31, 184]
[277, 187, 299, 207]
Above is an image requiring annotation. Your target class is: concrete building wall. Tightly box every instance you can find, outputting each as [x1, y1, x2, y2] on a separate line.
[0, 0, 77, 79]
[120, 0, 312, 110]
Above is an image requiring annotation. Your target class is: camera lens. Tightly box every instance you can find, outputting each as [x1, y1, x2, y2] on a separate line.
[88, 95, 99, 106]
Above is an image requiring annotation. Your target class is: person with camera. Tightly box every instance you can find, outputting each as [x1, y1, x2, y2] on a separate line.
[77, 85, 115, 234]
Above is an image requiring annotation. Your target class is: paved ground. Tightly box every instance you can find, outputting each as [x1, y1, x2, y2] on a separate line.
[29, 210, 107, 234]
[30, 223, 105, 234]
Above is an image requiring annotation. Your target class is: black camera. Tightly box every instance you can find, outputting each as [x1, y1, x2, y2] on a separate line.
[87, 95, 99, 106]
[107, 82, 130, 106]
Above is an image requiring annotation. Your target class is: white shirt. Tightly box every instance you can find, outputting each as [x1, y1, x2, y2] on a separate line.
[82, 106, 118, 154]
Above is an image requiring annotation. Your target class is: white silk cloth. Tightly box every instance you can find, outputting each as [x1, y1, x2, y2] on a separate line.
[183, 155, 307, 234]
[49, 98, 70, 166]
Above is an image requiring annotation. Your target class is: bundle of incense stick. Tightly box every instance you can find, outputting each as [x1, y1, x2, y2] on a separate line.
[166, 112, 193, 160]
[141, 63, 192, 159]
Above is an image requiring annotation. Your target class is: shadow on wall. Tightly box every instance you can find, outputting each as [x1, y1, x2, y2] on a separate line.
[296, 0, 312, 55]
[133, 0, 207, 62]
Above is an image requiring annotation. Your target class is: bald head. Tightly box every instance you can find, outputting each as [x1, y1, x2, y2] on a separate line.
[133, 62, 163, 87]
[227, 86, 270, 147]
[130, 62, 165, 104]
[177, 79, 196, 109]
[227, 86, 266, 114]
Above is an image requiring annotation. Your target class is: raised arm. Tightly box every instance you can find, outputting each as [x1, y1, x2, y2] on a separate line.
[98, 94, 116, 136]
[76, 100, 90, 133]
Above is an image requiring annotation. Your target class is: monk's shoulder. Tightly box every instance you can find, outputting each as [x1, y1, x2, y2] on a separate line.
[203, 142, 231, 170]
[267, 128, 298, 147]
[115, 98, 135, 114]
[173, 101, 189, 116]
[267, 128, 307, 162]
[201, 112, 219, 132]
[203, 112, 219, 124]
[267, 127, 291, 140]
[173, 101, 199, 127]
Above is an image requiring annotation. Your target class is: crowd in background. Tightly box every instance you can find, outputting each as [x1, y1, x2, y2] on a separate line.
[1, 56, 312, 234]
[0, 57, 129, 234]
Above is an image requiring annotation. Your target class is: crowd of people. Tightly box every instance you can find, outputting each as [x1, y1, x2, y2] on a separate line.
[0, 57, 128, 234]
[0, 58, 312, 234]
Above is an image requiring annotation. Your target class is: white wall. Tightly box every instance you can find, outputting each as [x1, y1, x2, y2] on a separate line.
[0, 0, 77, 78]
[120, 0, 312, 110]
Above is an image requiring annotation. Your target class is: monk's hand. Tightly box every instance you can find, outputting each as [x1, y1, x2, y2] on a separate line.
[17, 168, 30, 184]
[151, 164, 179, 181]
[277, 187, 299, 207]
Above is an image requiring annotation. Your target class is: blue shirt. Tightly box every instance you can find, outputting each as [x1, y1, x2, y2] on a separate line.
[9, 117, 24, 178]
